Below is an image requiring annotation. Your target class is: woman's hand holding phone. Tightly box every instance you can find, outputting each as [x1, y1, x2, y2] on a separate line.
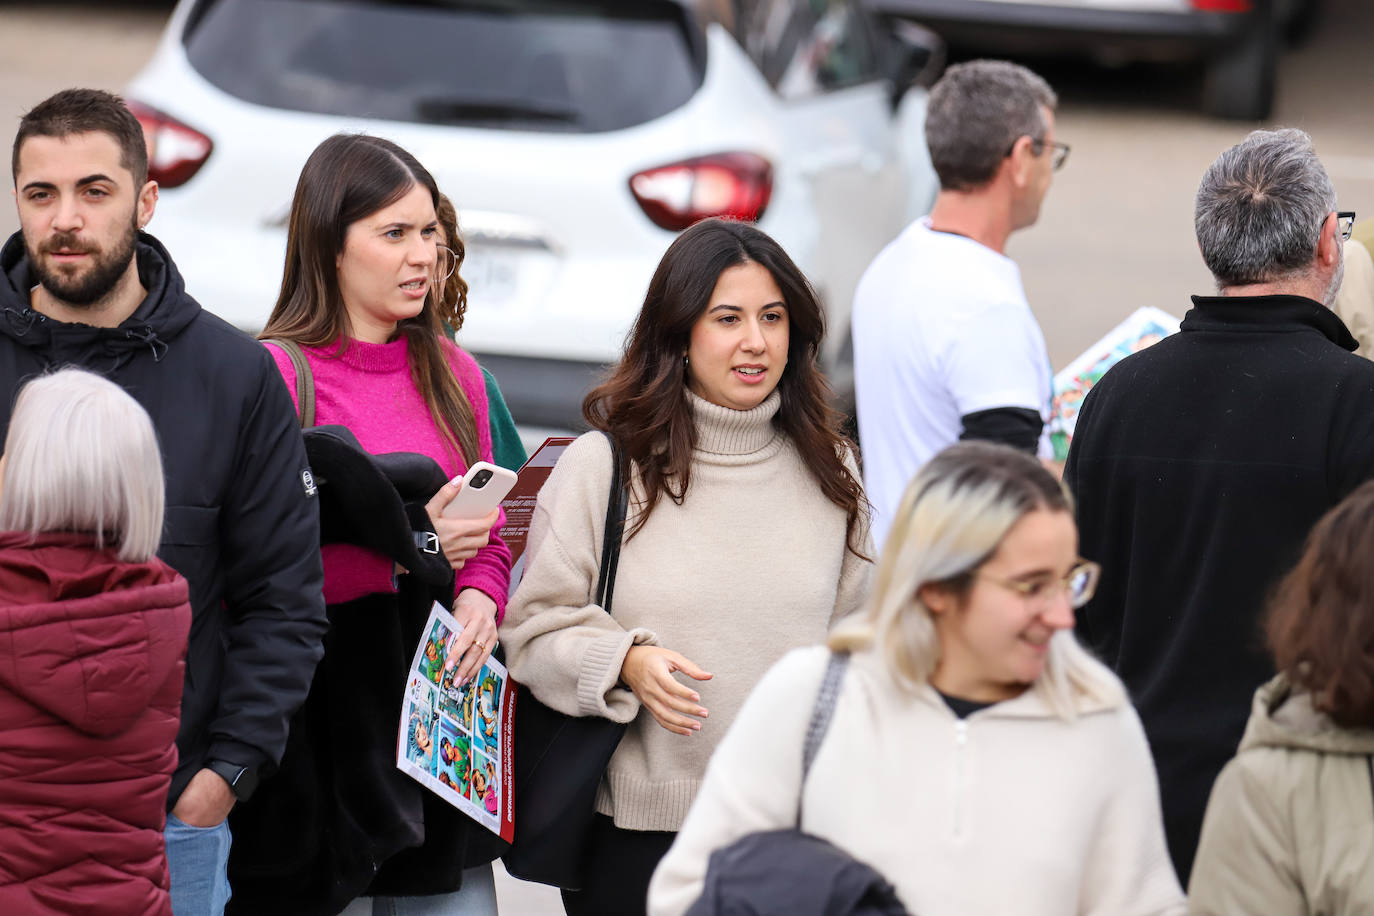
[425, 480, 499, 571]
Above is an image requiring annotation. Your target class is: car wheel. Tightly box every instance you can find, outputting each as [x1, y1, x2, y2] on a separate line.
[1281, 0, 1322, 46]
[1202, 12, 1278, 121]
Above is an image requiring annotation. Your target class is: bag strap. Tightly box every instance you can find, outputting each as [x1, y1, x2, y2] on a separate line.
[594, 434, 628, 615]
[797, 651, 849, 825]
[265, 338, 315, 428]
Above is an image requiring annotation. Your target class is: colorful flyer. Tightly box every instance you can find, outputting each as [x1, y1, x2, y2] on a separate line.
[397, 602, 516, 841]
[1048, 307, 1182, 460]
[497, 436, 576, 598]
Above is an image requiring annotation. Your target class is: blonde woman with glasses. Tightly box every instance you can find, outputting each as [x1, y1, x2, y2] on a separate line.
[649, 442, 1184, 916]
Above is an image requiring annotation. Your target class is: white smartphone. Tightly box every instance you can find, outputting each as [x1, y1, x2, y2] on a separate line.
[441, 461, 519, 519]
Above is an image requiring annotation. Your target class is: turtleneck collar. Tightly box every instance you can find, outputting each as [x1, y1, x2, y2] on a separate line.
[1184, 294, 1358, 351]
[317, 335, 410, 373]
[687, 389, 781, 457]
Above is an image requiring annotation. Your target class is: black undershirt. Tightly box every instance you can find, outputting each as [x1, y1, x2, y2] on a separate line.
[959, 406, 1043, 454]
[937, 690, 997, 719]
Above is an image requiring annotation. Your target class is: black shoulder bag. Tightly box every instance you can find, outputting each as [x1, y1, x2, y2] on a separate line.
[501, 436, 630, 889]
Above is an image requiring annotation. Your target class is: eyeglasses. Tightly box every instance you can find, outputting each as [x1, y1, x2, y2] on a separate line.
[1006, 136, 1071, 172]
[1337, 211, 1357, 243]
[435, 245, 458, 283]
[975, 559, 1101, 610]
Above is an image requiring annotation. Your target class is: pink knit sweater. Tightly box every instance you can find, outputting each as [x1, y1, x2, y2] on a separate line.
[265, 336, 511, 620]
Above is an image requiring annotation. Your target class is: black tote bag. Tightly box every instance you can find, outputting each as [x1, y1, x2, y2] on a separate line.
[502, 437, 630, 889]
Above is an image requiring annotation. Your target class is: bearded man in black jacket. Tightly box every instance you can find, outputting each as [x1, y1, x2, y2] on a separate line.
[1065, 127, 1374, 886]
[3, 89, 327, 914]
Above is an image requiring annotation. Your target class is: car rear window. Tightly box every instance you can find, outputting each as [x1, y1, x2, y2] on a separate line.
[183, 0, 706, 133]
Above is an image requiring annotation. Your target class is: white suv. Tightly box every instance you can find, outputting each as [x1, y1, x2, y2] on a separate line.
[126, 0, 940, 427]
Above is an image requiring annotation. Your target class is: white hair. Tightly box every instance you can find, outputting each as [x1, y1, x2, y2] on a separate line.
[830, 442, 1123, 720]
[0, 368, 164, 562]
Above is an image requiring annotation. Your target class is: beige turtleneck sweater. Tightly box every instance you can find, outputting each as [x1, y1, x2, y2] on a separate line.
[499, 390, 872, 831]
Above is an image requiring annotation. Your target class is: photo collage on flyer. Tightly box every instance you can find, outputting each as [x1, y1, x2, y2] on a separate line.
[1048, 306, 1181, 460]
[397, 602, 511, 838]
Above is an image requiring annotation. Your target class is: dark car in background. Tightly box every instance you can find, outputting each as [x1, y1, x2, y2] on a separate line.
[865, 0, 1320, 120]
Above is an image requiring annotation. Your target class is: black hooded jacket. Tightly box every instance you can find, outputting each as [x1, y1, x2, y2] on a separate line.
[226, 427, 507, 914]
[0, 230, 327, 805]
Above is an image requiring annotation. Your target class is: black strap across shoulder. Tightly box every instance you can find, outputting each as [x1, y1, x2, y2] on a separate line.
[265, 338, 316, 428]
[796, 652, 849, 825]
[594, 434, 628, 615]
[1367, 756, 1373, 820]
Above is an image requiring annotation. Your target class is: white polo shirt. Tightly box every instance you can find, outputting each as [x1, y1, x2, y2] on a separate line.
[853, 218, 1052, 550]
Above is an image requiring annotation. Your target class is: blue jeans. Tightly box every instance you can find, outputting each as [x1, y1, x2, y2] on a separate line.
[337, 864, 498, 916]
[165, 813, 232, 916]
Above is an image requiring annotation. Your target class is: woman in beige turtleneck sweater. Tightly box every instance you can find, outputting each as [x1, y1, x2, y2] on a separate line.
[500, 218, 873, 916]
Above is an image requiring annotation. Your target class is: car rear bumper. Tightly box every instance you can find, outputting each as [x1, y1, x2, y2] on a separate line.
[866, 1, 1252, 57]
[471, 352, 610, 429]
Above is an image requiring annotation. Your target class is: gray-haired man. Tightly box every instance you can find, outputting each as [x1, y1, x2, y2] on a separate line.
[853, 59, 1066, 550]
[1066, 128, 1374, 884]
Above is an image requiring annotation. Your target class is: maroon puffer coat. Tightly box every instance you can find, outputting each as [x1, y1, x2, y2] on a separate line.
[0, 531, 190, 915]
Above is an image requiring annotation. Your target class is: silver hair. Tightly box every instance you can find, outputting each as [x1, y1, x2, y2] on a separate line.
[0, 368, 164, 562]
[924, 59, 1057, 192]
[829, 441, 1123, 720]
[1195, 128, 1337, 289]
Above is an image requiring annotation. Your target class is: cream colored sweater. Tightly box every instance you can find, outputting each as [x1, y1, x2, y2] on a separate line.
[650, 647, 1186, 916]
[500, 391, 872, 831]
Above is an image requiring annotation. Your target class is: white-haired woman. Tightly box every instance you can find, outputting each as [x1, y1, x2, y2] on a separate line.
[648, 442, 1184, 916]
[0, 369, 191, 916]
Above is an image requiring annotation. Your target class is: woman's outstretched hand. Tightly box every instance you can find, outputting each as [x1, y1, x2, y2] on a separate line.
[425, 479, 499, 571]
[620, 646, 713, 736]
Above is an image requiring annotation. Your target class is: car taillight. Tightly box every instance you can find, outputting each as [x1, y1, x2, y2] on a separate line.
[1189, 0, 1252, 11]
[629, 152, 773, 232]
[126, 100, 213, 189]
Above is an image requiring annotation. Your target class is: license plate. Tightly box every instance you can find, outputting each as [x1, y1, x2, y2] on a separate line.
[462, 247, 521, 307]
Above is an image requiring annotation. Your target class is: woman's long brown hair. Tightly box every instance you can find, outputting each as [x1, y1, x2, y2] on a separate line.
[1266, 479, 1374, 727]
[260, 134, 479, 466]
[583, 218, 868, 555]
[434, 193, 469, 332]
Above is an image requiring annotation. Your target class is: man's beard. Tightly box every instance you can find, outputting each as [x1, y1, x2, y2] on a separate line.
[27, 215, 139, 307]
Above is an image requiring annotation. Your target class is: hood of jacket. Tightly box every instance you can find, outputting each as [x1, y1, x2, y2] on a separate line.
[0, 230, 200, 370]
[1237, 673, 1374, 756]
[0, 531, 190, 738]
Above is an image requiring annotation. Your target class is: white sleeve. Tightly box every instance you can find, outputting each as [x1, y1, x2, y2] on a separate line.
[1080, 707, 1187, 916]
[943, 304, 1047, 418]
[647, 648, 830, 916]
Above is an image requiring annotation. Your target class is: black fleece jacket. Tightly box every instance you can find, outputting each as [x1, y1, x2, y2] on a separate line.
[1065, 294, 1374, 882]
[0, 230, 327, 806]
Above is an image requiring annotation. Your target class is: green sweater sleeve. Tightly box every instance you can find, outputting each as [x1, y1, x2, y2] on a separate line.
[482, 366, 528, 471]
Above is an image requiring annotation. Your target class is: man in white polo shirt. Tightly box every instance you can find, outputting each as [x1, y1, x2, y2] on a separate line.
[853, 59, 1066, 548]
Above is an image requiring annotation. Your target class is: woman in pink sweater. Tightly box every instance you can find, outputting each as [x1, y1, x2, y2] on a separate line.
[258, 134, 511, 915]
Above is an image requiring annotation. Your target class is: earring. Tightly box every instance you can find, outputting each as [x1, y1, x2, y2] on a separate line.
[683, 354, 690, 367]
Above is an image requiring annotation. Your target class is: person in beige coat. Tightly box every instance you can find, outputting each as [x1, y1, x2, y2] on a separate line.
[500, 218, 873, 916]
[1331, 217, 1374, 358]
[650, 442, 1184, 916]
[1190, 480, 1374, 915]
